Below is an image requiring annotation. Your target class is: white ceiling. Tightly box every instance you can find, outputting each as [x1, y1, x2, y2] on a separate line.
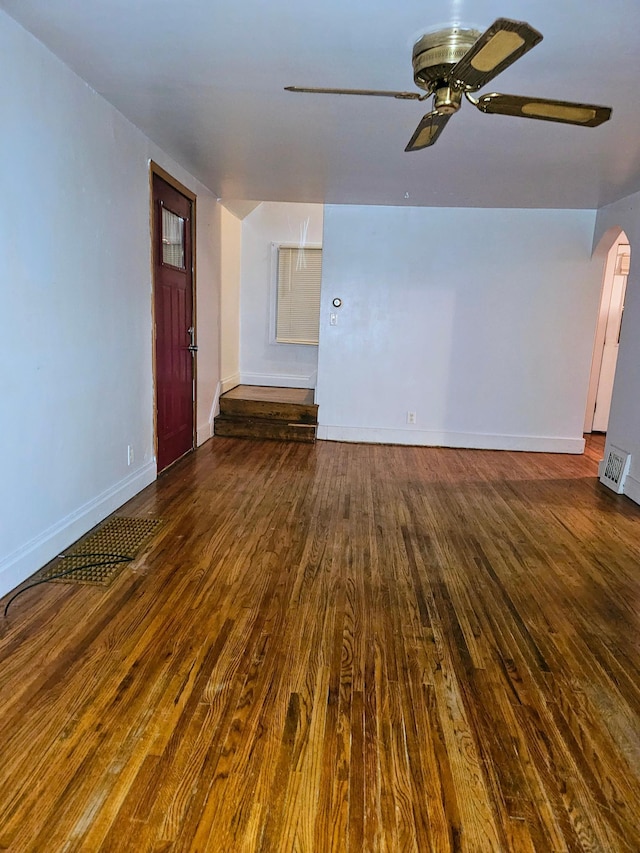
[3, 0, 640, 209]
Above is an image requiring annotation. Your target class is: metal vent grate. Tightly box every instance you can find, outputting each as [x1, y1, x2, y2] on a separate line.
[599, 446, 631, 494]
[39, 516, 163, 586]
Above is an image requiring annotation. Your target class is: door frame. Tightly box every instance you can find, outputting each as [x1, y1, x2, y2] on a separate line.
[149, 161, 197, 468]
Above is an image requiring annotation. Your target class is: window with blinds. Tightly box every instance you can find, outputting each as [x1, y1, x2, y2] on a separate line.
[161, 206, 186, 269]
[276, 246, 322, 345]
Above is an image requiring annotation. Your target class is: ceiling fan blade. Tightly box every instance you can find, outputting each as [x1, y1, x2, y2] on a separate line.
[405, 111, 451, 151]
[449, 18, 542, 91]
[284, 86, 426, 100]
[475, 93, 612, 127]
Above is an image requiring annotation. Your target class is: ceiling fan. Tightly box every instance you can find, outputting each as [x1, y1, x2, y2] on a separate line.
[285, 18, 612, 151]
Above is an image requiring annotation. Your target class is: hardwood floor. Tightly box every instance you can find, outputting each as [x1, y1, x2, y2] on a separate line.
[1, 434, 639, 851]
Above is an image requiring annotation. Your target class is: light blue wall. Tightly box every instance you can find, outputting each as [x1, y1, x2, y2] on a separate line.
[316, 204, 601, 452]
[0, 11, 221, 597]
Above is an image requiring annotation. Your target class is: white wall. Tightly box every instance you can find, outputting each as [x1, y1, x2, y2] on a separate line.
[240, 202, 323, 388]
[593, 192, 640, 505]
[0, 11, 221, 597]
[220, 207, 242, 392]
[316, 205, 600, 452]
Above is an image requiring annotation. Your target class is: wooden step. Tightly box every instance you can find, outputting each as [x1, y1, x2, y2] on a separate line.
[220, 385, 317, 419]
[219, 396, 317, 424]
[215, 385, 318, 443]
[214, 414, 316, 443]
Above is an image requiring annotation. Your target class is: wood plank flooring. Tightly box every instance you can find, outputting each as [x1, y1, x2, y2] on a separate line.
[1, 434, 639, 851]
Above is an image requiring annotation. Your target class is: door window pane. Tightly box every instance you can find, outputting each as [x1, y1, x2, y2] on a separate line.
[162, 207, 185, 268]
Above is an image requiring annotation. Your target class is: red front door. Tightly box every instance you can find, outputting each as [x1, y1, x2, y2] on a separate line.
[153, 173, 195, 472]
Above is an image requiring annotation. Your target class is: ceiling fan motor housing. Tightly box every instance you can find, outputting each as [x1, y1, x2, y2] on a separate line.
[412, 27, 481, 93]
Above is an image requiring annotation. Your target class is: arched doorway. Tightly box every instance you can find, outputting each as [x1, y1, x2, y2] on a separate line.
[585, 229, 630, 433]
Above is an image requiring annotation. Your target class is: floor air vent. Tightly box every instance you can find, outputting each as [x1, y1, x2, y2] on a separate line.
[39, 516, 163, 585]
[599, 446, 631, 494]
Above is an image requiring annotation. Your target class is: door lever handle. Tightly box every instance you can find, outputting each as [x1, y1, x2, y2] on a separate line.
[187, 326, 197, 355]
[187, 344, 198, 353]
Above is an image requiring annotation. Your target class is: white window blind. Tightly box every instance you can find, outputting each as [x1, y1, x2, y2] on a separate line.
[276, 246, 322, 344]
[161, 207, 185, 268]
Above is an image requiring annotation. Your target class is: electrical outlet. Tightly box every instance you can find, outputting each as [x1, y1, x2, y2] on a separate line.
[127, 445, 134, 466]
[407, 411, 416, 425]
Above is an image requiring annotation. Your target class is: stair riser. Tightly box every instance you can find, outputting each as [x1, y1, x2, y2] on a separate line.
[219, 398, 318, 423]
[214, 417, 316, 443]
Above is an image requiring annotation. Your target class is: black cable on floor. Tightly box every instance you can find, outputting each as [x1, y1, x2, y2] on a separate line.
[3, 554, 133, 617]
[56, 552, 134, 562]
